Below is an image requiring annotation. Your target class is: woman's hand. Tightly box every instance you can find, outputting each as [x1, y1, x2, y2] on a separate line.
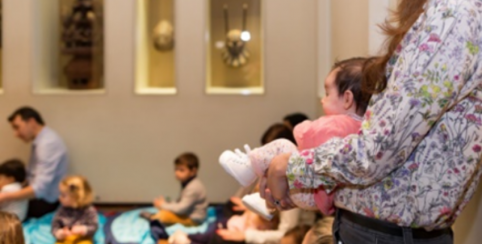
[262, 153, 296, 211]
[217, 229, 246, 241]
[230, 196, 247, 212]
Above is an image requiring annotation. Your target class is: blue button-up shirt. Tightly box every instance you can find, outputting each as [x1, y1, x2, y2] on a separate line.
[28, 126, 68, 203]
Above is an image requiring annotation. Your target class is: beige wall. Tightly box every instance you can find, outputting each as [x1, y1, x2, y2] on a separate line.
[0, 0, 318, 203]
[331, 0, 369, 61]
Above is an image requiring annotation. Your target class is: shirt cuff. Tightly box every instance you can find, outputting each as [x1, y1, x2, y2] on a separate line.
[286, 151, 337, 192]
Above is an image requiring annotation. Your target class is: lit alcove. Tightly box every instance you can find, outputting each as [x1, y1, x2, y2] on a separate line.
[135, 0, 176, 95]
[31, 0, 104, 94]
[206, 0, 264, 95]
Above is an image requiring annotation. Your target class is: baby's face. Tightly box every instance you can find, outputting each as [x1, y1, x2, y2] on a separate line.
[58, 185, 76, 208]
[321, 68, 347, 115]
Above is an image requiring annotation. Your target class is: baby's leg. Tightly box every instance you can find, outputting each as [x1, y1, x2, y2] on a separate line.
[248, 139, 323, 211]
[290, 187, 336, 214]
[313, 187, 336, 215]
[290, 189, 319, 211]
[249, 139, 298, 177]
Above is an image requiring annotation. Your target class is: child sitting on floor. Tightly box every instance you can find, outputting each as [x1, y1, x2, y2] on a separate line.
[220, 57, 373, 215]
[281, 225, 311, 244]
[0, 159, 28, 221]
[51, 175, 98, 244]
[301, 217, 334, 244]
[0, 211, 25, 244]
[144, 152, 208, 227]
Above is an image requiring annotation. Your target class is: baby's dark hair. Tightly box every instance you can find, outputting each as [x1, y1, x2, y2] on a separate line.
[332, 57, 375, 116]
[0, 159, 26, 183]
[260, 123, 296, 146]
[283, 225, 311, 244]
[283, 113, 309, 129]
[174, 152, 199, 170]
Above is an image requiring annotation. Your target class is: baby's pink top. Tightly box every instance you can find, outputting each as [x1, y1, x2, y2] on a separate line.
[293, 114, 362, 215]
[294, 114, 362, 151]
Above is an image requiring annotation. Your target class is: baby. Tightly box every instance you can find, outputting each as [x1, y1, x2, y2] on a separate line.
[220, 57, 373, 215]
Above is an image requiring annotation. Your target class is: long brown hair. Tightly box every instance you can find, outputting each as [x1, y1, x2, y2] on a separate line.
[0, 212, 25, 244]
[362, 0, 428, 94]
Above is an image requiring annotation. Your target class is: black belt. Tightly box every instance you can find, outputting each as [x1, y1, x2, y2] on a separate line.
[339, 209, 452, 239]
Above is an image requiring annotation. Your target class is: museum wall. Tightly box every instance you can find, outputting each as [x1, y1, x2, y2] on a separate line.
[1, 1, 482, 243]
[0, 0, 319, 203]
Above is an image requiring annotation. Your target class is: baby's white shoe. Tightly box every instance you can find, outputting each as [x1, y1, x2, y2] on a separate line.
[219, 145, 257, 187]
[242, 192, 274, 220]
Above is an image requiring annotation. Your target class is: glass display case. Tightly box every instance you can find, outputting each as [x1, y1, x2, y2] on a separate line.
[206, 0, 264, 95]
[32, 0, 104, 94]
[135, 0, 176, 95]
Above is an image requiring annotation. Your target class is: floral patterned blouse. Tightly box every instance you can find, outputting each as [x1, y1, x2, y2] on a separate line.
[287, 0, 482, 230]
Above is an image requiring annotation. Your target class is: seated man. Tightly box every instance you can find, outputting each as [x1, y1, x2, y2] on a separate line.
[0, 107, 68, 219]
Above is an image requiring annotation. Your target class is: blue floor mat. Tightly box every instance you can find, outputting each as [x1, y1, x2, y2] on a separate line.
[104, 207, 217, 244]
[23, 212, 106, 244]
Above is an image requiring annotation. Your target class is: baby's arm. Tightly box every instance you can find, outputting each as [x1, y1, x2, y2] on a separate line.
[71, 206, 98, 237]
[83, 206, 99, 236]
[51, 208, 67, 240]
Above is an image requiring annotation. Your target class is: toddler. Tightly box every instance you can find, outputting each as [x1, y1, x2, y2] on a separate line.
[0, 211, 25, 244]
[0, 159, 28, 221]
[144, 152, 208, 227]
[51, 176, 98, 244]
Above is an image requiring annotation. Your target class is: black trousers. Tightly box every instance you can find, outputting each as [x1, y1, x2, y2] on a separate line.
[333, 209, 454, 244]
[26, 199, 60, 219]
